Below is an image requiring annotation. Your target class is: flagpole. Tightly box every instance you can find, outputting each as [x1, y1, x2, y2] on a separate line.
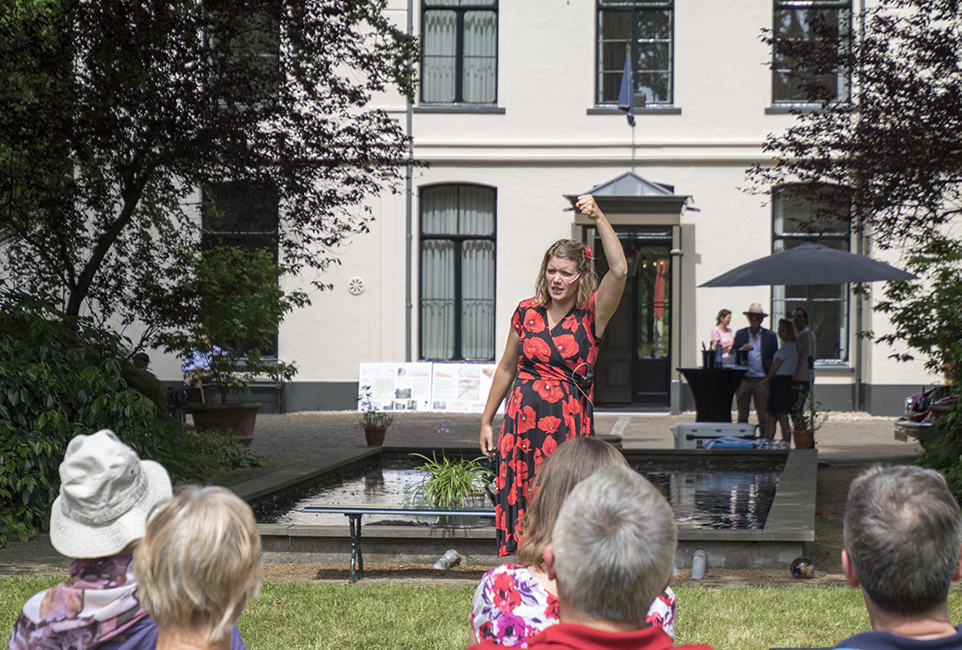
[617, 41, 637, 170]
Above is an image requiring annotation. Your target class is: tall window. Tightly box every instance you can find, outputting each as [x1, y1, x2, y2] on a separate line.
[772, 0, 851, 104]
[772, 185, 851, 364]
[421, 0, 498, 105]
[597, 0, 673, 106]
[203, 181, 280, 357]
[420, 185, 496, 361]
[203, 182, 278, 255]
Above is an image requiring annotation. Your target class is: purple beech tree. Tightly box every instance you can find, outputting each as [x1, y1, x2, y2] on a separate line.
[0, 0, 417, 345]
[749, 0, 962, 373]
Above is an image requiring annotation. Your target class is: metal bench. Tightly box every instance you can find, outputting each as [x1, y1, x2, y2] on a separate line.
[301, 506, 495, 583]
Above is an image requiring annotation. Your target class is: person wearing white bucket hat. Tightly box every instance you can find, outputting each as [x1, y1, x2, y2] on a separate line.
[7, 430, 247, 650]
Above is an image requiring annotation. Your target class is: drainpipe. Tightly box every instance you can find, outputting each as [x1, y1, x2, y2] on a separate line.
[854, 0, 866, 412]
[404, 0, 414, 362]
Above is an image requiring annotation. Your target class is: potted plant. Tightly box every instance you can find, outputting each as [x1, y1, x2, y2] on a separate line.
[159, 246, 306, 447]
[408, 434, 494, 526]
[791, 393, 826, 450]
[356, 387, 393, 446]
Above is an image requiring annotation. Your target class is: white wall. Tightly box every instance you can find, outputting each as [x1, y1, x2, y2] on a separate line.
[141, 0, 941, 411]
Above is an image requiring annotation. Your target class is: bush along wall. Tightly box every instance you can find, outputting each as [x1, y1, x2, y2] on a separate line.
[0, 293, 253, 546]
[916, 382, 962, 505]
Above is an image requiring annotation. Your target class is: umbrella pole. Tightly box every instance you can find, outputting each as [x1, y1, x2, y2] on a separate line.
[807, 290, 815, 431]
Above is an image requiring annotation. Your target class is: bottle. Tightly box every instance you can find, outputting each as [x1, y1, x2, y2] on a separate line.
[715, 341, 723, 368]
[691, 549, 707, 579]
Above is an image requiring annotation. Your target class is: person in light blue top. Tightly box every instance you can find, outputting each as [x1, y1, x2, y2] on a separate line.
[180, 335, 223, 389]
[762, 319, 796, 445]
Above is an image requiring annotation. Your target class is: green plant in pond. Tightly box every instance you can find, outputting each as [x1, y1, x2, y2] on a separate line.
[409, 429, 493, 510]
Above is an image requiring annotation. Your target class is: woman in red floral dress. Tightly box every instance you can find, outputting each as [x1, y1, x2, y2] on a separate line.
[479, 194, 627, 556]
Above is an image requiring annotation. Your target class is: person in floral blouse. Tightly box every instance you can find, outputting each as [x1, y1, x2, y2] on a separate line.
[470, 462, 708, 650]
[470, 437, 676, 647]
[479, 194, 628, 556]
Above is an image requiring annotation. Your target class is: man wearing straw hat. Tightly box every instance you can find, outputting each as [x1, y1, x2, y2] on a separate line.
[733, 303, 778, 432]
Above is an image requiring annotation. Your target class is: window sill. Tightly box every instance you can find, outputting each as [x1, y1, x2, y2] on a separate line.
[813, 362, 853, 375]
[414, 105, 506, 114]
[587, 106, 681, 116]
[766, 103, 853, 115]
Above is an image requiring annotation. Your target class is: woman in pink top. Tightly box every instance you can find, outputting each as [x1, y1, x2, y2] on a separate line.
[710, 309, 734, 359]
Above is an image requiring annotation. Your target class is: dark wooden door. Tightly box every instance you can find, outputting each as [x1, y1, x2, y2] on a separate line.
[595, 235, 672, 407]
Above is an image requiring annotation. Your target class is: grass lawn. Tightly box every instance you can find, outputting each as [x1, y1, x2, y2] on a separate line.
[5, 576, 962, 650]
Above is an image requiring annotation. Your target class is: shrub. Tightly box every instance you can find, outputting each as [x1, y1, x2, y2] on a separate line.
[916, 383, 962, 503]
[0, 291, 258, 546]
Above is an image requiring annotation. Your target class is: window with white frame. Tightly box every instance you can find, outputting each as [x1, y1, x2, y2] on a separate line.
[421, 0, 498, 105]
[772, 184, 851, 364]
[420, 185, 496, 361]
[597, 0, 673, 106]
[772, 0, 851, 105]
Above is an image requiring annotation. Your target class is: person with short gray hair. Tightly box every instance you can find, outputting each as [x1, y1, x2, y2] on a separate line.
[469, 463, 713, 650]
[837, 464, 962, 650]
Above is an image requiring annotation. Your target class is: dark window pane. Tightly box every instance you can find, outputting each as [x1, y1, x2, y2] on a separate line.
[637, 10, 670, 40]
[637, 72, 670, 104]
[204, 182, 278, 234]
[599, 11, 633, 41]
[636, 43, 670, 71]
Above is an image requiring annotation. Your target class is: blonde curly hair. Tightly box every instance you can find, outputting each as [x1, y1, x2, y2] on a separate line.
[534, 239, 598, 308]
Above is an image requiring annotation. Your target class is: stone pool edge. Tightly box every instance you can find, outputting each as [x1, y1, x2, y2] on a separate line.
[232, 447, 816, 569]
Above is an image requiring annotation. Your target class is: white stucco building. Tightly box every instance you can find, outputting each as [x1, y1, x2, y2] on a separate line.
[149, 0, 938, 416]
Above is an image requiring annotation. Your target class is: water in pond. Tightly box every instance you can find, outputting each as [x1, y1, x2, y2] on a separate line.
[272, 456, 780, 530]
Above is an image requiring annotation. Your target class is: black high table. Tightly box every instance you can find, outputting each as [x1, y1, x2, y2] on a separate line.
[677, 366, 748, 422]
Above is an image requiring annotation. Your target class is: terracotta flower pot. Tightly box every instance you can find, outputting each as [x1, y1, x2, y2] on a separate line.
[186, 402, 261, 448]
[364, 426, 386, 447]
[793, 429, 814, 449]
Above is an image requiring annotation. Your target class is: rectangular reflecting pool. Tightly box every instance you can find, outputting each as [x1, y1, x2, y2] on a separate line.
[267, 452, 783, 531]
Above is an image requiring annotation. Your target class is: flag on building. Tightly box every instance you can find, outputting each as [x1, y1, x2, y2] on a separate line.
[617, 42, 635, 127]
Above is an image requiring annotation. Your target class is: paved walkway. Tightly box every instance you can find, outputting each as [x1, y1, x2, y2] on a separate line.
[0, 410, 920, 578]
[248, 409, 919, 467]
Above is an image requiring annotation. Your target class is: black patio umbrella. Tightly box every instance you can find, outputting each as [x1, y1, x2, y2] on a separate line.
[699, 242, 916, 288]
[699, 241, 916, 431]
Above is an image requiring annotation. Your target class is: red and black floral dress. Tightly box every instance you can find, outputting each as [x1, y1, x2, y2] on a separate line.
[495, 293, 603, 556]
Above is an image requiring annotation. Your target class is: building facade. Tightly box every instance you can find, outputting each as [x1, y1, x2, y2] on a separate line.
[149, 0, 935, 416]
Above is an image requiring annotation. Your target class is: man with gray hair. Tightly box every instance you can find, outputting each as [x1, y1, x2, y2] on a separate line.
[469, 463, 713, 650]
[837, 464, 962, 650]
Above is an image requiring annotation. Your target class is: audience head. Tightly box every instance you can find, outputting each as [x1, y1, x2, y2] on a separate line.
[517, 437, 627, 571]
[535, 239, 598, 308]
[791, 307, 809, 328]
[843, 465, 962, 616]
[776, 318, 796, 343]
[135, 485, 261, 643]
[549, 463, 677, 627]
[715, 309, 731, 326]
[743, 303, 767, 327]
[50, 429, 172, 558]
